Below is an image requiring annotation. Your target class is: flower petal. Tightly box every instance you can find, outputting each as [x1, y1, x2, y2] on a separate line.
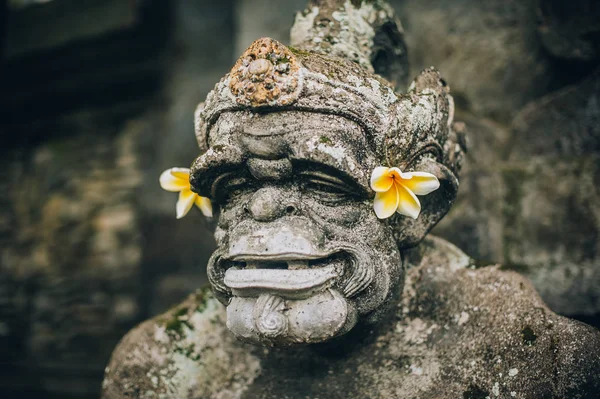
[370, 166, 394, 192]
[389, 167, 404, 180]
[373, 184, 399, 219]
[160, 168, 189, 192]
[170, 168, 190, 180]
[195, 196, 213, 218]
[399, 172, 440, 195]
[176, 189, 196, 219]
[396, 183, 421, 219]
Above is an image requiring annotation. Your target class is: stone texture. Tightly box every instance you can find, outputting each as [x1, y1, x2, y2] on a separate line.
[502, 70, 600, 317]
[102, 237, 600, 398]
[501, 157, 600, 318]
[434, 69, 600, 321]
[186, 8, 462, 346]
[291, 0, 409, 87]
[0, 1, 231, 396]
[389, 0, 600, 324]
[432, 112, 509, 264]
[103, 1, 600, 395]
[0, 117, 145, 396]
[390, 0, 557, 123]
[3, 0, 600, 396]
[509, 68, 600, 159]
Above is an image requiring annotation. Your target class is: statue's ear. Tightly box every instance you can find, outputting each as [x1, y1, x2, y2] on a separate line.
[393, 155, 459, 249]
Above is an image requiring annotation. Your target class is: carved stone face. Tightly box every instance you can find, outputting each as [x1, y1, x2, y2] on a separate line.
[197, 111, 402, 346]
[190, 37, 461, 347]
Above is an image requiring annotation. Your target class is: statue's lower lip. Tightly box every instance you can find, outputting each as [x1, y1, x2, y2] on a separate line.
[223, 264, 340, 298]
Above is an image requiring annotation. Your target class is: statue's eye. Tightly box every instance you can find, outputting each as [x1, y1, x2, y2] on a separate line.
[300, 171, 358, 204]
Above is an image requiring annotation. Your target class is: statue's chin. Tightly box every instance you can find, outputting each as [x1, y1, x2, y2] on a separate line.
[226, 289, 357, 346]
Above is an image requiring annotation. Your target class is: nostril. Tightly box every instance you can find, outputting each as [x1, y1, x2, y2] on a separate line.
[243, 204, 251, 216]
[285, 205, 297, 215]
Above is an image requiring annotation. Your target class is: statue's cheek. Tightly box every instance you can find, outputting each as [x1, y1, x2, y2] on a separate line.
[214, 193, 253, 229]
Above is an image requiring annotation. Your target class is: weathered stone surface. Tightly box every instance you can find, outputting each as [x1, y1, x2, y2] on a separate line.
[103, 1, 600, 396]
[0, 1, 231, 396]
[103, 237, 600, 398]
[509, 68, 600, 159]
[503, 72, 600, 318]
[4, 0, 600, 396]
[501, 157, 600, 319]
[433, 112, 509, 264]
[0, 118, 144, 396]
[390, 0, 557, 123]
[501, 70, 600, 317]
[103, 287, 261, 399]
[189, 25, 460, 347]
[291, 0, 409, 87]
[230, 0, 600, 330]
[434, 69, 600, 321]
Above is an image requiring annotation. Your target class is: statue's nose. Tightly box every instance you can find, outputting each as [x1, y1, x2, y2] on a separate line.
[246, 187, 297, 222]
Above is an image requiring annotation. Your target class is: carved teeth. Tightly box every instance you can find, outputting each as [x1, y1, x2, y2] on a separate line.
[287, 260, 309, 270]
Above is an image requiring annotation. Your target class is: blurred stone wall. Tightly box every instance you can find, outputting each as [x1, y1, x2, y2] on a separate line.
[392, 0, 600, 323]
[0, 1, 229, 397]
[0, 0, 598, 397]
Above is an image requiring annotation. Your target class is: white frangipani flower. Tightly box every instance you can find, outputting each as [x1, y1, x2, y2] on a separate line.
[159, 167, 212, 219]
[370, 166, 440, 220]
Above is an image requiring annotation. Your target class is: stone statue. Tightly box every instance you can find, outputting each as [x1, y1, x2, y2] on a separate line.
[102, 1, 600, 397]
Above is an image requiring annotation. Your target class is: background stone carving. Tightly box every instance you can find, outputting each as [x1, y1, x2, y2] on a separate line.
[0, 0, 598, 397]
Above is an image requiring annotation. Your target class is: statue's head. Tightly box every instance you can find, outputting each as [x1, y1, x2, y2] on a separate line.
[189, 1, 463, 346]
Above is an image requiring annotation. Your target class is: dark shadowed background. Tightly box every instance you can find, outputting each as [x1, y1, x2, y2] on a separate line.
[0, 0, 598, 397]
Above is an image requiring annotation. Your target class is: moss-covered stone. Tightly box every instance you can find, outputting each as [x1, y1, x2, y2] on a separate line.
[103, 236, 600, 398]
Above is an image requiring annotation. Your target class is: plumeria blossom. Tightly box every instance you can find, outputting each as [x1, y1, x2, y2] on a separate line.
[159, 167, 212, 219]
[370, 166, 440, 220]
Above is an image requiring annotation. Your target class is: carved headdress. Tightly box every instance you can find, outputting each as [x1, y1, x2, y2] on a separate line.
[193, 0, 464, 247]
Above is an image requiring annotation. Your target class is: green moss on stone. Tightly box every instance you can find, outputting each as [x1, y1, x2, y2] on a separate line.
[194, 286, 213, 313]
[162, 305, 193, 338]
[174, 343, 201, 361]
[319, 136, 333, 144]
[288, 46, 312, 57]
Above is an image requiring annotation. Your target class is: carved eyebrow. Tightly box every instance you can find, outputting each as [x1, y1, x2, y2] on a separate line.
[189, 142, 247, 196]
[209, 171, 235, 199]
[209, 171, 252, 200]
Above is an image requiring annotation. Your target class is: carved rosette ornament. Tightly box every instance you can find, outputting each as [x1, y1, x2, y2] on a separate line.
[228, 38, 302, 107]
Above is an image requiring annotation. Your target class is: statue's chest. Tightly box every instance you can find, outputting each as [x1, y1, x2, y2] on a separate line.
[232, 342, 449, 399]
[217, 328, 557, 399]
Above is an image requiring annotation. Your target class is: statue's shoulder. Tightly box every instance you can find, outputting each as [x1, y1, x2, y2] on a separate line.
[102, 287, 260, 399]
[397, 235, 600, 398]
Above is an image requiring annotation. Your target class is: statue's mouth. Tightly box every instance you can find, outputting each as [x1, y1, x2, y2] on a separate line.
[222, 253, 348, 299]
